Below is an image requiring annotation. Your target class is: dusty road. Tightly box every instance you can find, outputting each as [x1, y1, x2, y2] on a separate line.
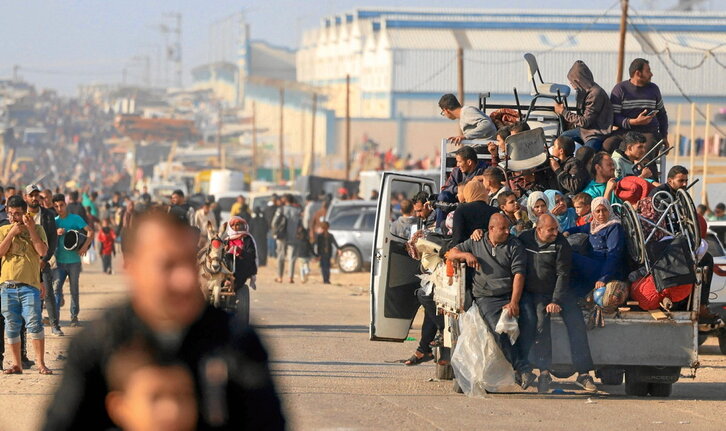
[1, 257, 725, 431]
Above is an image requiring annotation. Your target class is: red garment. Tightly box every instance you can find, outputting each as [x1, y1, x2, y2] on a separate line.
[630, 275, 692, 310]
[576, 214, 592, 226]
[615, 176, 653, 205]
[98, 229, 116, 255]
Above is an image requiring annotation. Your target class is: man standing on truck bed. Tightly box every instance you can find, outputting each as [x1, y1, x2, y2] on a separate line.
[446, 213, 537, 389]
[518, 214, 597, 393]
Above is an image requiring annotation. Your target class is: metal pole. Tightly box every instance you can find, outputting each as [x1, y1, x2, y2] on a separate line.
[457, 47, 464, 105]
[216, 102, 223, 167]
[345, 74, 351, 181]
[689, 102, 696, 196]
[310, 93, 317, 175]
[701, 104, 711, 204]
[279, 87, 285, 183]
[674, 104, 682, 165]
[251, 101, 257, 181]
[616, 0, 629, 84]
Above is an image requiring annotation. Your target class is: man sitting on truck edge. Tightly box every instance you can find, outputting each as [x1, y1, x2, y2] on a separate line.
[438, 93, 497, 144]
[518, 214, 597, 393]
[446, 213, 536, 389]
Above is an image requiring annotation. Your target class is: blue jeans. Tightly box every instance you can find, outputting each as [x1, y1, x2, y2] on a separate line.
[54, 262, 82, 321]
[561, 128, 603, 151]
[1, 284, 44, 344]
[519, 291, 594, 374]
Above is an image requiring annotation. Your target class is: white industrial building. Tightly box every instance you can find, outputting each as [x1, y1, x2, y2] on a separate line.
[297, 8, 726, 120]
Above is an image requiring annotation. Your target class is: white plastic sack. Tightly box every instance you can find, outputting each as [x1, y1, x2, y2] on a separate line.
[82, 246, 97, 265]
[495, 308, 520, 344]
[451, 305, 515, 397]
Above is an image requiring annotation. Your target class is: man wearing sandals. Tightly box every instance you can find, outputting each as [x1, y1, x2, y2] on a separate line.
[0, 195, 52, 375]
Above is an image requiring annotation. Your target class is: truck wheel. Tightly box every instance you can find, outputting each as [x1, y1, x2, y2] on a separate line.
[648, 383, 673, 397]
[624, 372, 649, 397]
[698, 333, 708, 346]
[436, 363, 454, 380]
[338, 246, 362, 273]
[452, 378, 463, 394]
[719, 331, 726, 355]
[598, 369, 624, 386]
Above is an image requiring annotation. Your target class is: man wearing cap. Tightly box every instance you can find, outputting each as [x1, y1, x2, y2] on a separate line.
[25, 185, 63, 336]
[51, 193, 94, 328]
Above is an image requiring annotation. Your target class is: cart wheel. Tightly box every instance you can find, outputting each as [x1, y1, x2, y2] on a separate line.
[621, 202, 646, 265]
[676, 188, 701, 252]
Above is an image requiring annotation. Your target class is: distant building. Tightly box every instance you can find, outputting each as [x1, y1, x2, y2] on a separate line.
[298, 8, 726, 120]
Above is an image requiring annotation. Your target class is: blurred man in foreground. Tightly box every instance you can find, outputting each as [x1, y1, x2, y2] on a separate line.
[43, 210, 285, 431]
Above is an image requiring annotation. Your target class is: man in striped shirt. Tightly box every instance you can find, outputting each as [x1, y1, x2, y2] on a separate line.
[603, 58, 669, 173]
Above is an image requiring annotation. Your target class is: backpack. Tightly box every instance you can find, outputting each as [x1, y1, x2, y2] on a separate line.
[271, 208, 288, 240]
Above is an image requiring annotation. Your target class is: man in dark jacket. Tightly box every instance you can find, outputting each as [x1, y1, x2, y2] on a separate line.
[518, 214, 596, 393]
[554, 61, 613, 151]
[66, 190, 88, 224]
[42, 211, 285, 431]
[25, 185, 63, 336]
[549, 135, 590, 196]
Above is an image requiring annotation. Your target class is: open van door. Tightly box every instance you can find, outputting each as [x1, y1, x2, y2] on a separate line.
[370, 173, 435, 342]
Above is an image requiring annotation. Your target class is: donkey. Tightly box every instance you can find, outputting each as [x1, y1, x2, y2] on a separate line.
[198, 222, 234, 309]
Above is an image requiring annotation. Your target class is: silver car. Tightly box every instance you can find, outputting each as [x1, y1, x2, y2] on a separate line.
[327, 204, 377, 273]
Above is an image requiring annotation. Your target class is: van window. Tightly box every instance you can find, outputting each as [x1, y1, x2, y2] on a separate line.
[706, 234, 725, 257]
[361, 212, 376, 230]
[388, 179, 433, 240]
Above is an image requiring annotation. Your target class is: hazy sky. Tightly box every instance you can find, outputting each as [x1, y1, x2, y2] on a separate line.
[1, 0, 722, 94]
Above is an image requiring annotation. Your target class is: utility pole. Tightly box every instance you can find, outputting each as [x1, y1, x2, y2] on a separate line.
[216, 101, 223, 168]
[616, 0, 629, 84]
[345, 74, 351, 181]
[278, 87, 285, 183]
[12, 65, 19, 82]
[310, 93, 317, 175]
[457, 47, 464, 104]
[251, 101, 258, 181]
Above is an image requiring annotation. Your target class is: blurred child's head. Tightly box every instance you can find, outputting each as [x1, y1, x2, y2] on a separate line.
[321, 221, 330, 232]
[572, 193, 593, 217]
[101, 218, 110, 227]
[105, 344, 198, 431]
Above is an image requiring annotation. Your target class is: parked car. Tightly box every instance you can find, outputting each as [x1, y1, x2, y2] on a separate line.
[328, 203, 377, 273]
[704, 230, 726, 354]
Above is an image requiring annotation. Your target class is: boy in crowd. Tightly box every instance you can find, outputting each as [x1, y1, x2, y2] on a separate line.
[572, 193, 593, 226]
[98, 219, 116, 275]
[482, 167, 509, 208]
[314, 222, 339, 285]
[612, 131, 652, 179]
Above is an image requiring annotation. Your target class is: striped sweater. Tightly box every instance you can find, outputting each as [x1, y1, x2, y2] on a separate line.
[610, 80, 668, 136]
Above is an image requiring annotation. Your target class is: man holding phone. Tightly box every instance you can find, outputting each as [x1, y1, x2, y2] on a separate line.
[0, 195, 51, 374]
[603, 58, 669, 178]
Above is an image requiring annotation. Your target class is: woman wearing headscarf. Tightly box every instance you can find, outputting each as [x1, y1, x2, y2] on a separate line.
[526, 191, 550, 227]
[544, 189, 577, 231]
[565, 197, 626, 297]
[220, 216, 258, 322]
[451, 180, 498, 246]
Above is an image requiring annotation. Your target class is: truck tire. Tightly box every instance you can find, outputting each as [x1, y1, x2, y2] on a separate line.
[719, 331, 726, 355]
[452, 378, 463, 394]
[598, 369, 624, 386]
[436, 363, 454, 380]
[624, 372, 649, 397]
[648, 383, 673, 397]
[338, 246, 362, 273]
[698, 333, 708, 346]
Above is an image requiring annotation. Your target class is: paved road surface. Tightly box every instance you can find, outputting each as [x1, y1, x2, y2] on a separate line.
[1, 258, 725, 430]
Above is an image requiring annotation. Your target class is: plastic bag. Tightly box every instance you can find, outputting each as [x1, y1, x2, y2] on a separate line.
[82, 246, 97, 265]
[494, 308, 519, 344]
[450, 305, 515, 397]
